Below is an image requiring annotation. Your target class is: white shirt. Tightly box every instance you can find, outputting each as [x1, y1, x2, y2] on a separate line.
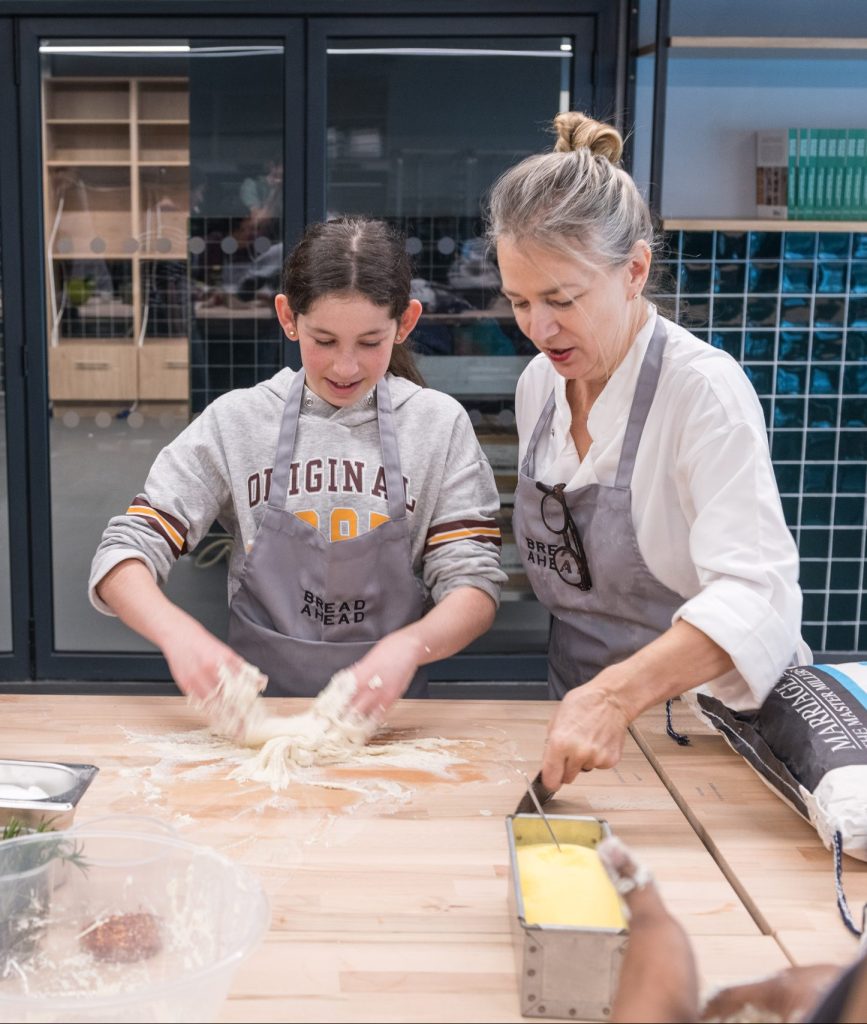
[515, 306, 808, 710]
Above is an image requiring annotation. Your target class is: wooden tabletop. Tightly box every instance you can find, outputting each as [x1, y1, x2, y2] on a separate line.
[632, 699, 867, 968]
[1, 693, 858, 1023]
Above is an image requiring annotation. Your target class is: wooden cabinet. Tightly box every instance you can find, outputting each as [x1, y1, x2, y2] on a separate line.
[42, 76, 190, 404]
[138, 341, 189, 401]
[48, 342, 138, 402]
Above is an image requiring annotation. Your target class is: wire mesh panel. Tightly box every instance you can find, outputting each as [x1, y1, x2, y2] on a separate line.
[52, 259, 134, 340]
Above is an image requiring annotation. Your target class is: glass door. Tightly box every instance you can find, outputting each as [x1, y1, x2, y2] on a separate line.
[19, 19, 303, 678]
[310, 17, 602, 668]
[0, 16, 29, 679]
[0, 211, 10, 653]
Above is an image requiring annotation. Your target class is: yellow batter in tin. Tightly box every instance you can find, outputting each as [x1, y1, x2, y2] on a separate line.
[517, 843, 627, 929]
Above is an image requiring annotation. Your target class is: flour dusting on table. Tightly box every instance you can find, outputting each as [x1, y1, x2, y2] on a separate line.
[118, 721, 474, 814]
[116, 663, 509, 817]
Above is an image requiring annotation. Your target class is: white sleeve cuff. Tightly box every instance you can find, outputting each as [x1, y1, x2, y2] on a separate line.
[674, 578, 800, 708]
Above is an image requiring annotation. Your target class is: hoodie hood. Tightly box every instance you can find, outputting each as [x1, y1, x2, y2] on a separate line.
[261, 368, 422, 426]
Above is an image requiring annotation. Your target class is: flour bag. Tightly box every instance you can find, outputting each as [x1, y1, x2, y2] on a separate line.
[683, 662, 867, 934]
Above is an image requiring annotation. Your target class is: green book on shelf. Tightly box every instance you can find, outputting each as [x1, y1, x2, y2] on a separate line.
[792, 127, 818, 220]
[830, 128, 848, 219]
[847, 130, 859, 218]
[816, 130, 829, 218]
[806, 128, 819, 219]
[788, 128, 798, 215]
[846, 129, 867, 220]
[794, 128, 808, 217]
[855, 131, 867, 219]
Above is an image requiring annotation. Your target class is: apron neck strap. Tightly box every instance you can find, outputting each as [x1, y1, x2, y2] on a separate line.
[375, 375, 410, 521]
[521, 391, 556, 478]
[614, 317, 667, 490]
[267, 372, 408, 521]
[267, 369, 307, 510]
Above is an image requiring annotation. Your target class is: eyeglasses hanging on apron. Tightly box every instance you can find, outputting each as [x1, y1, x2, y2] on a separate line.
[534, 481, 592, 591]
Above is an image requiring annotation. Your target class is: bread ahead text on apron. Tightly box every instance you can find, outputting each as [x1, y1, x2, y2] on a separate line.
[512, 319, 685, 698]
[228, 371, 427, 697]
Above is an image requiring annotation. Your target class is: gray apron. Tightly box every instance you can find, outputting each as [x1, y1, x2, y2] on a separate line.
[512, 318, 684, 698]
[228, 371, 428, 697]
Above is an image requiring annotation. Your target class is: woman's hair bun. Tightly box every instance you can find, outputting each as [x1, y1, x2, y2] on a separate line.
[552, 111, 623, 164]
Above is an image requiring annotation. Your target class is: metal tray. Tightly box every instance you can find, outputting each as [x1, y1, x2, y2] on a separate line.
[0, 759, 99, 830]
[506, 814, 628, 1021]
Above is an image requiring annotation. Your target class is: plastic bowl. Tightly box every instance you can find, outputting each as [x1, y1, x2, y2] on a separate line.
[0, 830, 270, 1023]
[69, 814, 179, 842]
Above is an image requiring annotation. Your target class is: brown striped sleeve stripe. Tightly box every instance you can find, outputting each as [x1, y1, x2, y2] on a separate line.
[126, 496, 189, 559]
[425, 518, 502, 549]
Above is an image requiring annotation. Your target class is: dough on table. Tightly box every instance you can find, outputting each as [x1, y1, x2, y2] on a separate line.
[194, 662, 380, 787]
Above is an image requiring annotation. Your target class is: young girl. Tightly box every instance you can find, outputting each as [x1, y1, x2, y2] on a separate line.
[90, 218, 505, 713]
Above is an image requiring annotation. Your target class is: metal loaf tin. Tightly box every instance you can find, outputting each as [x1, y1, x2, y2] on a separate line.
[0, 759, 99, 829]
[506, 814, 628, 1021]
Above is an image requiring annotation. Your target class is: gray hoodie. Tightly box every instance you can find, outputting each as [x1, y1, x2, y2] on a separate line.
[89, 369, 506, 615]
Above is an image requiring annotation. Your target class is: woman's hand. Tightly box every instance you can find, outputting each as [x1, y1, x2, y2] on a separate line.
[540, 621, 736, 790]
[541, 679, 633, 790]
[160, 618, 244, 701]
[348, 632, 427, 720]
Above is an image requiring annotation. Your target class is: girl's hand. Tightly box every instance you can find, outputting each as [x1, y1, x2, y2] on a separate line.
[95, 560, 245, 702]
[348, 632, 426, 720]
[160, 618, 244, 700]
[541, 678, 633, 790]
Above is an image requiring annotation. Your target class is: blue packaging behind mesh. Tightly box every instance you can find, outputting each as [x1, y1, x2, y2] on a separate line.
[685, 663, 867, 860]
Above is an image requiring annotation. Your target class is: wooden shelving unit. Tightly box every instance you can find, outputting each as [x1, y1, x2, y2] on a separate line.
[42, 76, 190, 404]
[638, 17, 867, 225]
[663, 218, 867, 232]
[639, 35, 867, 58]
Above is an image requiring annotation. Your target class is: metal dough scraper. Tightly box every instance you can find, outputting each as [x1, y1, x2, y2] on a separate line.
[514, 768, 560, 850]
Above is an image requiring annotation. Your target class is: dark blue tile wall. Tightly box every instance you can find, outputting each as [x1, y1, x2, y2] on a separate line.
[656, 229, 867, 657]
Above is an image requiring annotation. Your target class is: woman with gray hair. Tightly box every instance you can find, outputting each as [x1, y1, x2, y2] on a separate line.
[489, 111, 808, 792]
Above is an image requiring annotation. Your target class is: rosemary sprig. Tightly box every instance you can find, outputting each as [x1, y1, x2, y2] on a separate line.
[1, 817, 88, 874]
[2, 817, 55, 841]
[1, 816, 90, 965]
